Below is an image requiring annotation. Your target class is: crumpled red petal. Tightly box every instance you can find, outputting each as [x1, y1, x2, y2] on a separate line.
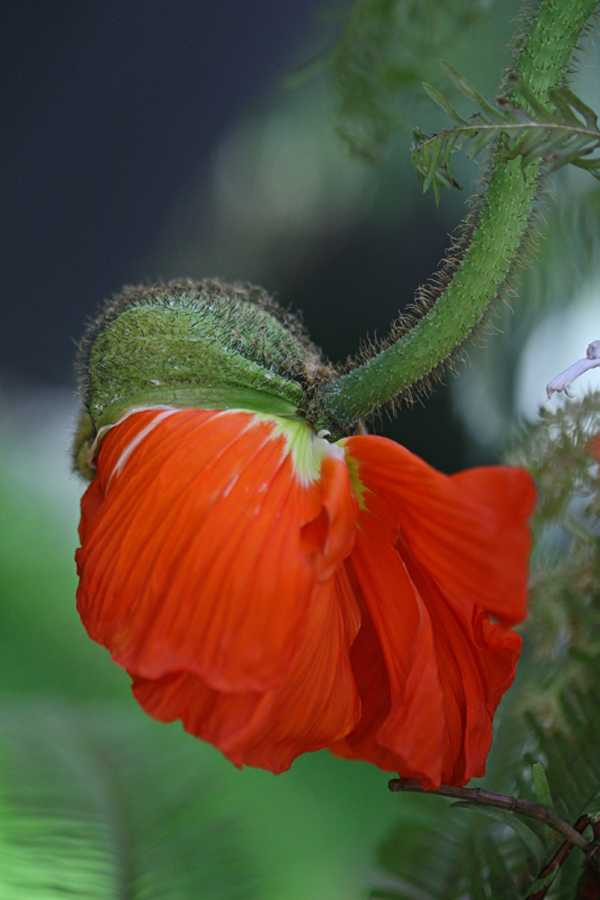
[328, 436, 531, 788]
[340, 501, 446, 788]
[76, 410, 534, 786]
[343, 435, 535, 626]
[132, 566, 361, 773]
[76, 409, 357, 693]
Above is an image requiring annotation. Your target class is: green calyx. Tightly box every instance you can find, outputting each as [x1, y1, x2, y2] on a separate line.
[74, 279, 338, 479]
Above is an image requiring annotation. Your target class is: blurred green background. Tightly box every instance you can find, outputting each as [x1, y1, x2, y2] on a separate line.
[2, 1, 600, 896]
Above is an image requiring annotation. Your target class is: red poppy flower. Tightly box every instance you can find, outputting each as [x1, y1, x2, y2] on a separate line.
[76, 407, 535, 789]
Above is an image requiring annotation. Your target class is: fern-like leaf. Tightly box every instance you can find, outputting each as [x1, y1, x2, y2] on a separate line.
[412, 64, 600, 198]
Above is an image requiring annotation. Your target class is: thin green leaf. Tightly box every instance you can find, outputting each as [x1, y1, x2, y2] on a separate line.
[521, 869, 557, 899]
[549, 91, 585, 127]
[572, 158, 600, 177]
[532, 762, 555, 813]
[422, 82, 468, 125]
[423, 134, 445, 192]
[440, 60, 506, 121]
[511, 79, 556, 123]
[548, 147, 594, 172]
[552, 86, 599, 128]
[465, 129, 497, 159]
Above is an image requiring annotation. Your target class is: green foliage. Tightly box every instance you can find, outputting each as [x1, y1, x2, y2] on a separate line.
[510, 394, 600, 710]
[371, 393, 600, 898]
[510, 393, 600, 521]
[0, 705, 259, 900]
[412, 64, 600, 201]
[326, 0, 488, 159]
[371, 796, 528, 898]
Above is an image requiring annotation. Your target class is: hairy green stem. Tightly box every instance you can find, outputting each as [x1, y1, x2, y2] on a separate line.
[318, 0, 599, 429]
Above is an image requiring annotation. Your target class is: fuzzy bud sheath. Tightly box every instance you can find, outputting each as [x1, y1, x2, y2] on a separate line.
[74, 280, 535, 790]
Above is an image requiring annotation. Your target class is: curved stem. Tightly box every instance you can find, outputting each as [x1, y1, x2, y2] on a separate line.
[319, 0, 599, 429]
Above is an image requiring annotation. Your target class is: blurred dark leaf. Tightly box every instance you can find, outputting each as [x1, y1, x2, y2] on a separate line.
[452, 804, 545, 871]
[323, 0, 488, 159]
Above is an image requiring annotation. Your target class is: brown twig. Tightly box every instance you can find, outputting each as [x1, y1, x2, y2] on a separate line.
[576, 817, 600, 900]
[388, 779, 600, 875]
[526, 814, 591, 900]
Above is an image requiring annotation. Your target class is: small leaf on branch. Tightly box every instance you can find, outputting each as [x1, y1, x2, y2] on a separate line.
[422, 82, 469, 125]
[523, 869, 557, 898]
[532, 762, 556, 813]
[440, 60, 506, 121]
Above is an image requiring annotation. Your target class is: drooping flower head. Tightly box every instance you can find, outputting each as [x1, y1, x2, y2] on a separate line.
[74, 280, 535, 790]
